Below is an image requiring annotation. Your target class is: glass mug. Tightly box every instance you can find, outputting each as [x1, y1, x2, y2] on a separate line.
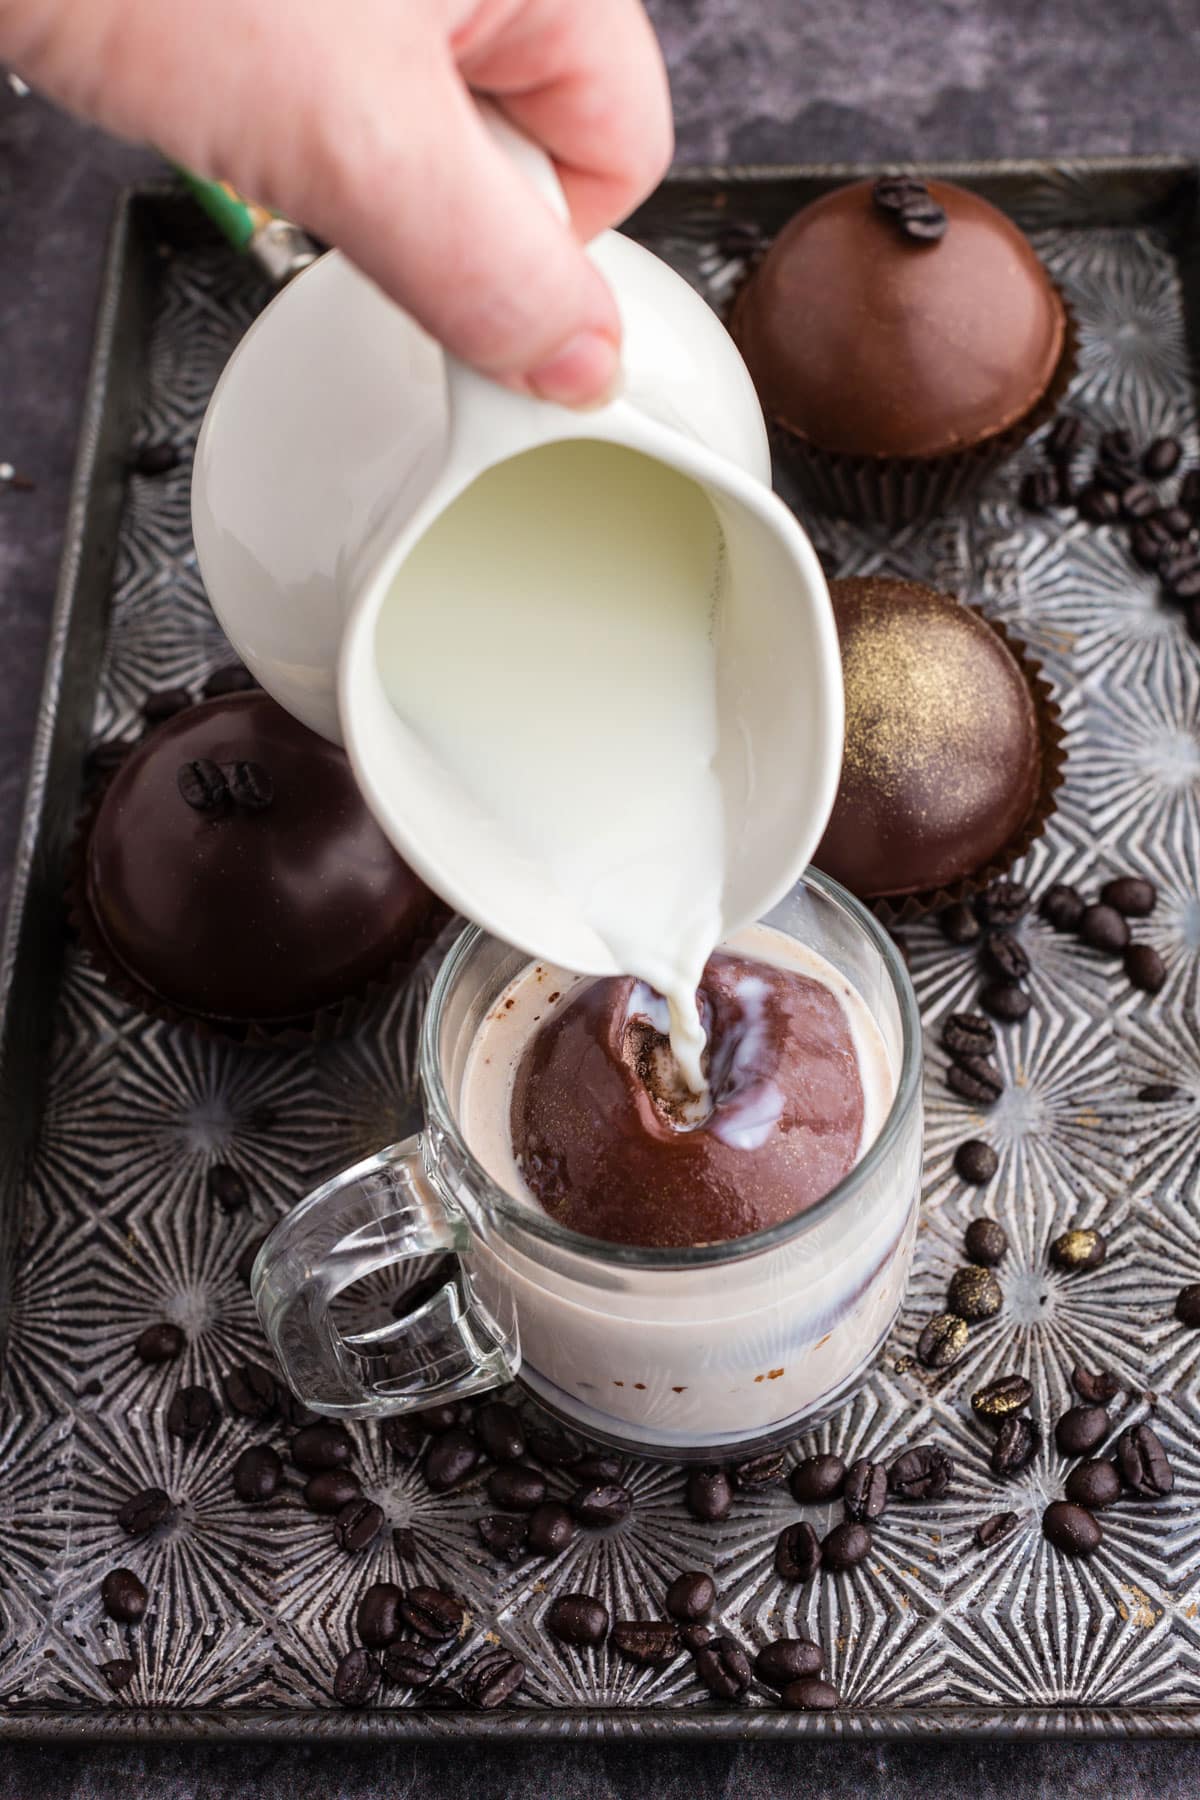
[253, 871, 923, 1460]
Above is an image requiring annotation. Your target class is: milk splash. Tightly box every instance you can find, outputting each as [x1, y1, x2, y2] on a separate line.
[376, 439, 729, 1097]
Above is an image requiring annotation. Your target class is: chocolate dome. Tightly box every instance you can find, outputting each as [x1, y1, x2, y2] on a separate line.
[814, 578, 1042, 899]
[511, 951, 865, 1249]
[729, 178, 1066, 460]
[85, 693, 435, 1025]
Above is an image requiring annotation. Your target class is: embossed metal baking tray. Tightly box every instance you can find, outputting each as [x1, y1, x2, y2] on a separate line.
[3, 159, 1200, 1741]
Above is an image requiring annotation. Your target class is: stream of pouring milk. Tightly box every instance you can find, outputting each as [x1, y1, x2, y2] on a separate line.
[375, 440, 728, 1093]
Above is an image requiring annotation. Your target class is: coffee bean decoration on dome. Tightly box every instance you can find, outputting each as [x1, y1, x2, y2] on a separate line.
[871, 175, 948, 243]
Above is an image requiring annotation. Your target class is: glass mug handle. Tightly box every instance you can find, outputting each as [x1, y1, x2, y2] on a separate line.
[251, 1140, 519, 1417]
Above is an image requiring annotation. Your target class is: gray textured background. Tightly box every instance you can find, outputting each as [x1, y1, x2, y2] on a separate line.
[1, 0, 1199, 1792]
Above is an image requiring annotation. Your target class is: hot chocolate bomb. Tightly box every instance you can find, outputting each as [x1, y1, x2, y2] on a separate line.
[511, 951, 866, 1249]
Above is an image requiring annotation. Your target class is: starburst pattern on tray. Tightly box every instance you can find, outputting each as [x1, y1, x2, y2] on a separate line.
[3, 183, 1200, 1736]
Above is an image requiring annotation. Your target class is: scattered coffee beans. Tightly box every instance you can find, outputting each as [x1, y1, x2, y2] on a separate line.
[381, 1642, 441, 1688]
[476, 1514, 530, 1563]
[1055, 1406, 1109, 1458]
[1065, 1460, 1122, 1510]
[610, 1620, 681, 1666]
[963, 1215, 1008, 1263]
[991, 1415, 1040, 1480]
[166, 1384, 217, 1441]
[1040, 883, 1085, 931]
[133, 441, 180, 477]
[1125, 944, 1166, 994]
[821, 1520, 872, 1571]
[461, 1648, 526, 1709]
[101, 1568, 148, 1625]
[947, 1265, 1003, 1321]
[304, 1469, 361, 1514]
[971, 1373, 1032, 1423]
[570, 1482, 633, 1527]
[235, 1232, 268, 1285]
[956, 1143, 1000, 1189]
[474, 1401, 526, 1463]
[975, 1511, 1019, 1550]
[117, 1487, 174, 1537]
[486, 1464, 547, 1512]
[1042, 1499, 1102, 1556]
[947, 1057, 1004, 1106]
[1137, 1083, 1181, 1103]
[527, 1502, 576, 1557]
[1175, 1284, 1200, 1328]
[755, 1638, 823, 1690]
[1144, 435, 1182, 477]
[943, 1013, 996, 1059]
[355, 1582, 404, 1649]
[685, 1466, 733, 1523]
[889, 1444, 955, 1501]
[1077, 483, 1122, 524]
[333, 1498, 384, 1553]
[1072, 1365, 1119, 1404]
[980, 981, 1031, 1023]
[1078, 904, 1129, 954]
[1116, 1423, 1174, 1497]
[1050, 1227, 1107, 1272]
[573, 1453, 623, 1485]
[207, 1163, 248, 1213]
[423, 1427, 480, 1493]
[775, 1521, 822, 1582]
[133, 1322, 184, 1364]
[939, 902, 981, 945]
[1047, 415, 1085, 460]
[733, 1450, 786, 1489]
[381, 1415, 424, 1460]
[99, 1658, 137, 1693]
[1100, 876, 1156, 917]
[290, 1422, 353, 1471]
[984, 930, 1031, 984]
[917, 1313, 969, 1370]
[203, 662, 258, 698]
[694, 1635, 752, 1700]
[781, 1676, 841, 1710]
[665, 1571, 716, 1622]
[976, 881, 1030, 927]
[843, 1458, 888, 1523]
[1019, 469, 1058, 512]
[679, 1622, 714, 1652]
[525, 1424, 583, 1467]
[233, 1444, 282, 1503]
[401, 1586, 463, 1642]
[789, 1453, 846, 1503]
[547, 1592, 609, 1647]
[221, 1362, 277, 1420]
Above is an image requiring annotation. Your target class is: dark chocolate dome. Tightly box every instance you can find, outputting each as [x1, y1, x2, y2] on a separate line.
[729, 178, 1066, 460]
[814, 578, 1042, 899]
[85, 692, 434, 1024]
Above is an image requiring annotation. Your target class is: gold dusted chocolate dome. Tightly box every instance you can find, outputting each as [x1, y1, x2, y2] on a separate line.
[729, 177, 1066, 460]
[814, 577, 1042, 898]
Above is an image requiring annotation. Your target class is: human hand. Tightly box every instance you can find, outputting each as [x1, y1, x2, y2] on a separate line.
[2, 0, 673, 403]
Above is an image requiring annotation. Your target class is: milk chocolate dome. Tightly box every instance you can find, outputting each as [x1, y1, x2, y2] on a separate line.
[730, 176, 1067, 465]
[814, 578, 1044, 901]
[84, 692, 436, 1028]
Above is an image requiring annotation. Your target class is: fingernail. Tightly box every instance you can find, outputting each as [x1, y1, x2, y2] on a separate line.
[526, 331, 621, 408]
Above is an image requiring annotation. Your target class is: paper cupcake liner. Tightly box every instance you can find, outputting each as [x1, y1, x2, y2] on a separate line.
[66, 765, 450, 1050]
[754, 297, 1079, 529]
[868, 613, 1067, 926]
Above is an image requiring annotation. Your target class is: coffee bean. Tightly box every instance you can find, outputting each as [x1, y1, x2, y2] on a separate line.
[991, 1415, 1040, 1480]
[789, 1453, 845, 1503]
[423, 1427, 480, 1493]
[401, 1586, 463, 1641]
[1055, 1405, 1109, 1457]
[333, 1498, 384, 1553]
[1144, 435, 1182, 477]
[1047, 415, 1085, 460]
[392, 1526, 417, 1559]
[984, 929, 1030, 983]
[917, 1313, 969, 1370]
[1125, 944, 1167, 994]
[1121, 479, 1159, 519]
[1065, 1459, 1122, 1510]
[1020, 468, 1059, 512]
[774, 1521, 821, 1582]
[233, 1444, 282, 1503]
[100, 1568, 148, 1624]
[943, 1012, 996, 1059]
[276, 1391, 320, 1432]
[1181, 468, 1200, 516]
[1072, 1365, 1119, 1404]
[610, 1620, 682, 1666]
[1078, 903, 1129, 954]
[843, 1458, 888, 1522]
[947, 1057, 1004, 1107]
[350, 1581, 404, 1650]
[1053, 461, 1076, 505]
[1162, 551, 1200, 599]
[206, 1163, 248, 1213]
[1187, 597, 1200, 641]
[458, 1643, 523, 1704]
[754, 1638, 823, 1690]
[221, 1362, 277, 1420]
[897, 199, 948, 243]
[573, 1453, 623, 1485]
[235, 1232, 268, 1285]
[680, 1622, 714, 1652]
[976, 880, 1031, 929]
[570, 1482, 633, 1527]
[1131, 517, 1174, 570]
[177, 757, 228, 812]
[117, 1487, 174, 1537]
[975, 1511, 1019, 1550]
[133, 440, 180, 476]
[947, 1265, 1003, 1322]
[1116, 1423, 1174, 1496]
[733, 1450, 786, 1489]
[290, 1422, 353, 1472]
[226, 760, 273, 810]
[134, 1321, 184, 1364]
[202, 662, 258, 698]
[1101, 876, 1157, 918]
[1077, 482, 1122, 523]
[685, 1466, 733, 1522]
[1156, 504, 1194, 538]
[1138, 1083, 1181, 1103]
[963, 1215, 1008, 1263]
[665, 1570, 716, 1622]
[417, 1403, 463, 1433]
[381, 1415, 424, 1459]
[166, 1384, 217, 1441]
[381, 1642, 441, 1688]
[332, 1646, 379, 1707]
[694, 1635, 752, 1699]
[525, 1424, 583, 1467]
[889, 1444, 955, 1501]
[1040, 883, 1085, 932]
[1100, 427, 1136, 465]
[971, 1373, 1032, 1424]
[821, 1520, 871, 1571]
[486, 1463, 546, 1512]
[304, 1469, 361, 1514]
[546, 1593, 609, 1647]
[872, 174, 930, 212]
[980, 981, 1032, 1023]
[474, 1401, 526, 1464]
[781, 1676, 841, 1710]
[527, 1501, 575, 1557]
[1043, 1499, 1102, 1556]
[956, 1143, 1000, 1189]
[99, 1658, 137, 1693]
[85, 737, 138, 783]
[939, 902, 981, 945]
[476, 1513, 530, 1563]
[1050, 1227, 1106, 1272]
[1175, 1283, 1200, 1327]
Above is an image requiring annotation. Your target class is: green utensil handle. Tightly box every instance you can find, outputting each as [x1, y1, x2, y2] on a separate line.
[174, 167, 319, 284]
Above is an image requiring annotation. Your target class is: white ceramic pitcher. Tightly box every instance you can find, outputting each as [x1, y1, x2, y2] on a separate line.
[191, 110, 843, 976]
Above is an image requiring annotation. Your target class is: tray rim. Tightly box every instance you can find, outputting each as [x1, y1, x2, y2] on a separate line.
[4, 156, 1200, 1746]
